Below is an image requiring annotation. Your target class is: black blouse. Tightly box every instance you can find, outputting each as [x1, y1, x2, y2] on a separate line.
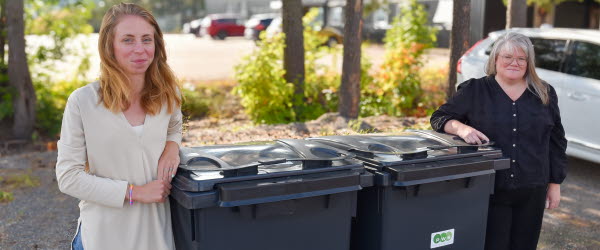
[431, 76, 567, 190]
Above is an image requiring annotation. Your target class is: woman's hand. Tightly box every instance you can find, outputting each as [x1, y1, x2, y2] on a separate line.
[546, 183, 561, 209]
[444, 120, 490, 145]
[129, 180, 172, 203]
[157, 141, 180, 183]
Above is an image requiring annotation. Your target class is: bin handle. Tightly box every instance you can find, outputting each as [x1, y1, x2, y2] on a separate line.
[185, 154, 231, 169]
[426, 140, 495, 151]
[408, 130, 495, 148]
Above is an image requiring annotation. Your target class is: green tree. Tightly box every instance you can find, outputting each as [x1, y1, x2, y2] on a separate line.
[369, 0, 437, 117]
[0, 0, 94, 138]
[447, 0, 470, 98]
[282, 0, 306, 120]
[507, 0, 527, 28]
[339, 0, 363, 119]
[26, 0, 94, 136]
[26, 0, 94, 79]
[234, 9, 355, 124]
[6, 0, 35, 139]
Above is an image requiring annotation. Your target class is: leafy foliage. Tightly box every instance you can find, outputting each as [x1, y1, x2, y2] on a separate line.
[181, 85, 211, 120]
[419, 66, 448, 116]
[26, 0, 94, 78]
[9, 0, 95, 136]
[365, 0, 437, 117]
[0, 191, 13, 203]
[0, 63, 13, 120]
[34, 79, 85, 136]
[234, 9, 347, 124]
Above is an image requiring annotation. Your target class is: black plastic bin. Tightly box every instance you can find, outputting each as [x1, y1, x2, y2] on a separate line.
[308, 130, 510, 250]
[169, 139, 373, 250]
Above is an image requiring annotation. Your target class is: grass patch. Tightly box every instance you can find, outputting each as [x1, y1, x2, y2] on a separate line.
[0, 191, 14, 203]
[0, 171, 40, 203]
[0, 171, 40, 190]
[181, 79, 242, 121]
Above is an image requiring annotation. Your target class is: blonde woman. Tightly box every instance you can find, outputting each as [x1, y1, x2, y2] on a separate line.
[56, 3, 182, 250]
[431, 32, 567, 250]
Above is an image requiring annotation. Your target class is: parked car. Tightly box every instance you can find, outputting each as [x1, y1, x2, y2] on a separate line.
[265, 15, 343, 47]
[188, 18, 204, 37]
[457, 28, 600, 164]
[244, 13, 278, 41]
[200, 14, 245, 40]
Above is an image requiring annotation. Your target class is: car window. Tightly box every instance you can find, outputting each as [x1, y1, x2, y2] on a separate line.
[564, 41, 600, 80]
[217, 18, 237, 24]
[261, 19, 273, 26]
[530, 38, 567, 72]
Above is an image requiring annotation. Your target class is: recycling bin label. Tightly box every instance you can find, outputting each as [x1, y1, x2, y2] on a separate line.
[430, 229, 454, 248]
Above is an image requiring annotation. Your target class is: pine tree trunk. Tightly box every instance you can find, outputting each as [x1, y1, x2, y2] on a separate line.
[0, 0, 6, 65]
[7, 0, 36, 140]
[447, 0, 470, 98]
[507, 0, 527, 28]
[339, 0, 363, 119]
[282, 0, 305, 119]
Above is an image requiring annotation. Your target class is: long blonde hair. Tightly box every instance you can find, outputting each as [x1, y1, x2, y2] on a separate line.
[98, 3, 181, 115]
[484, 32, 549, 105]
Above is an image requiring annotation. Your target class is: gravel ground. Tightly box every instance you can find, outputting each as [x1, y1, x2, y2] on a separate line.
[1, 114, 598, 249]
[538, 156, 600, 250]
[0, 151, 78, 249]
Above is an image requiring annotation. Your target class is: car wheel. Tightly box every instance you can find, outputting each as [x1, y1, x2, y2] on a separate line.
[217, 31, 227, 40]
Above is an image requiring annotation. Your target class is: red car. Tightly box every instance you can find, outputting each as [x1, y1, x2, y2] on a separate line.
[200, 14, 245, 40]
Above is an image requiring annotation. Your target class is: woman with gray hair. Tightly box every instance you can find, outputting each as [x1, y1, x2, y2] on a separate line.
[430, 32, 567, 250]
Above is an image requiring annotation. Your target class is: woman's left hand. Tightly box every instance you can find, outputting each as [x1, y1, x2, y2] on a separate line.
[546, 183, 561, 209]
[157, 141, 180, 183]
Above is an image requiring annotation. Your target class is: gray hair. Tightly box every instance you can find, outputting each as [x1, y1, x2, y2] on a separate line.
[484, 32, 549, 105]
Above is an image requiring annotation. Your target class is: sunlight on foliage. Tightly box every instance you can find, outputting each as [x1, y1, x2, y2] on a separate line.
[234, 9, 367, 124]
[367, 0, 438, 117]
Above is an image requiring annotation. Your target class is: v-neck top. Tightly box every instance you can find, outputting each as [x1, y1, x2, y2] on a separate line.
[55, 81, 182, 250]
[430, 75, 567, 190]
[132, 124, 144, 137]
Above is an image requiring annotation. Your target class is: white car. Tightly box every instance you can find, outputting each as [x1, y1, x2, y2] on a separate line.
[244, 13, 279, 41]
[457, 28, 600, 164]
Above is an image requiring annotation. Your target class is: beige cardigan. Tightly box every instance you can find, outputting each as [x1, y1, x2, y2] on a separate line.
[56, 82, 182, 250]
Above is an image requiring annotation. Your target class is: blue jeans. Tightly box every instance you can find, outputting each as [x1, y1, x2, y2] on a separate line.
[72, 223, 83, 250]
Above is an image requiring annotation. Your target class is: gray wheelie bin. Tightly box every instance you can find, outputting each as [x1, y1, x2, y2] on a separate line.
[308, 130, 509, 250]
[169, 139, 373, 250]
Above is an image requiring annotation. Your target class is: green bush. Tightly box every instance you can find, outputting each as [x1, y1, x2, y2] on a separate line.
[233, 30, 293, 124]
[1, 0, 96, 137]
[0, 63, 13, 121]
[234, 9, 372, 124]
[419, 66, 448, 116]
[181, 86, 210, 120]
[365, 0, 438, 117]
[34, 79, 86, 136]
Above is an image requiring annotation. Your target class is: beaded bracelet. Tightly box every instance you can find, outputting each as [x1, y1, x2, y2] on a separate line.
[129, 184, 133, 206]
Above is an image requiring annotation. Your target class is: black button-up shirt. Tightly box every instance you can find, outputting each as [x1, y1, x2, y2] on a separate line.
[431, 76, 567, 190]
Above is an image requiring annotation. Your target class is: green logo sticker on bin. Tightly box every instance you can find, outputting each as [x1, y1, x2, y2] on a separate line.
[431, 229, 454, 248]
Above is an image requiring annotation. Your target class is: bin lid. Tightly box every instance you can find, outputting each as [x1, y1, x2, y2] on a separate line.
[174, 139, 363, 192]
[308, 130, 498, 164]
[307, 130, 508, 186]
